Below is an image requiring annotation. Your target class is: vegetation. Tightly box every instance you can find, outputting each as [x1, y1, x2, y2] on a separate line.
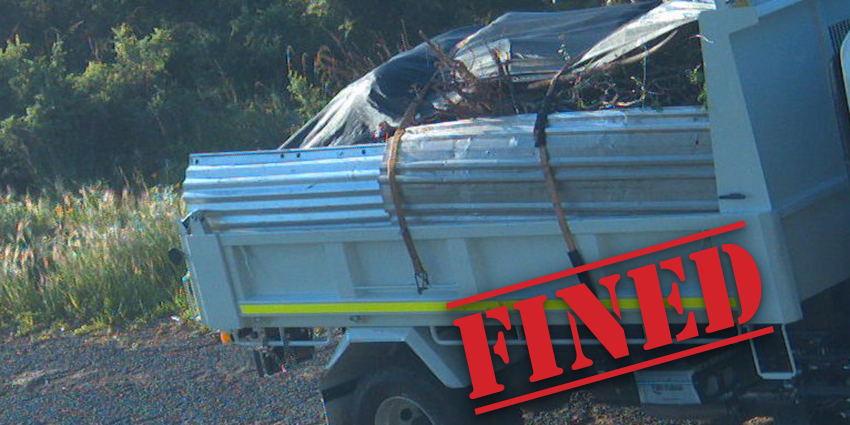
[0, 0, 632, 331]
[0, 0, 608, 191]
[0, 185, 184, 332]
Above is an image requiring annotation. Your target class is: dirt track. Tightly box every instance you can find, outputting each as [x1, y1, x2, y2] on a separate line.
[0, 321, 717, 425]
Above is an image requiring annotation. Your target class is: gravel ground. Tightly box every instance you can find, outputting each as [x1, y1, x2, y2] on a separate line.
[0, 321, 749, 425]
[0, 321, 326, 425]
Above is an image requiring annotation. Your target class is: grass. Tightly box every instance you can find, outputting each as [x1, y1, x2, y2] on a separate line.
[0, 184, 188, 334]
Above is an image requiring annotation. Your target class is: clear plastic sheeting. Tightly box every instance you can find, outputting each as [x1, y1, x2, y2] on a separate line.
[576, 0, 714, 72]
[281, 0, 714, 150]
[281, 27, 480, 150]
[451, 2, 658, 83]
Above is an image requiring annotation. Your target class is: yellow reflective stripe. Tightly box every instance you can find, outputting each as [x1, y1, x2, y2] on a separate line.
[240, 301, 507, 315]
[239, 297, 738, 315]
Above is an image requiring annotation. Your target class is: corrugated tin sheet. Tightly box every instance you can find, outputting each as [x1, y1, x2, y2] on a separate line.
[184, 147, 388, 232]
[388, 106, 716, 224]
[184, 107, 716, 232]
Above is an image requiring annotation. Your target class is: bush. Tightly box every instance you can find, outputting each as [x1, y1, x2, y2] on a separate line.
[0, 184, 185, 333]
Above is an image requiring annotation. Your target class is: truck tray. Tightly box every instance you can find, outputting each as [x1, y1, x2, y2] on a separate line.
[180, 107, 850, 331]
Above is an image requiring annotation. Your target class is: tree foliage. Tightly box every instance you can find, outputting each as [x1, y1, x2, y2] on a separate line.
[0, 0, 602, 190]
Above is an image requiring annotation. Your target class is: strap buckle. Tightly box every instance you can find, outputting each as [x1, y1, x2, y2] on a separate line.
[415, 271, 430, 294]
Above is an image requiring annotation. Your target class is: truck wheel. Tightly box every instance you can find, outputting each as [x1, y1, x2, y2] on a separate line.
[351, 368, 521, 425]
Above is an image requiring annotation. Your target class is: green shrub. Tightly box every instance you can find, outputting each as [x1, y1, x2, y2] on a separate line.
[0, 184, 185, 333]
[287, 70, 330, 119]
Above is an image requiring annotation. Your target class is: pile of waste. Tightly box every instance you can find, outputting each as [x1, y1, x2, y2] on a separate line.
[281, 0, 714, 149]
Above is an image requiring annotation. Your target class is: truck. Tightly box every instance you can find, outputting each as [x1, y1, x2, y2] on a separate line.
[178, 0, 850, 423]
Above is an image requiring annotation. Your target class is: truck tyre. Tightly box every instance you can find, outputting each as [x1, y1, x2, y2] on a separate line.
[351, 367, 521, 425]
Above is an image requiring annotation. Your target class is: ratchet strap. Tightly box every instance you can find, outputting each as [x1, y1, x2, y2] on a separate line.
[533, 60, 596, 294]
[383, 45, 452, 294]
[534, 117, 594, 290]
[387, 128, 430, 294]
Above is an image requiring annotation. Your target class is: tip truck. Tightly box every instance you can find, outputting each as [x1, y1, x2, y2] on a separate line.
[178, 0, 850, 423]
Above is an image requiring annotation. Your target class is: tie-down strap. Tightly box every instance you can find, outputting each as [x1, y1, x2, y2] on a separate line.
[386, 128, 430, 294]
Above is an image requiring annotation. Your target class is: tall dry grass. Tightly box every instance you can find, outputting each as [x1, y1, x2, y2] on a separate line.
[0, 185, 186, 333]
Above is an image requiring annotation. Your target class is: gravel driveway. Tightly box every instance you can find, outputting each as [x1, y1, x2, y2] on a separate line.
[0, 321, 714, 425]
[0, 322, 326, 425]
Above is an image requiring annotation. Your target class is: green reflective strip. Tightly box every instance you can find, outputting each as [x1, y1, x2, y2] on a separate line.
[239, 297, 738, 315]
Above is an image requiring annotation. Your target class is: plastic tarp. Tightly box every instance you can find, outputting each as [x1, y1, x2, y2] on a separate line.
[281, 27, 480, 150]
[576, 0, 715, 72]
[281, 0, 714, 149]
